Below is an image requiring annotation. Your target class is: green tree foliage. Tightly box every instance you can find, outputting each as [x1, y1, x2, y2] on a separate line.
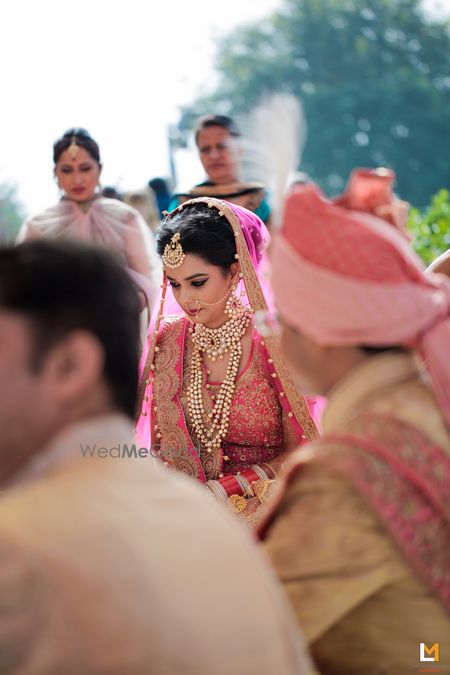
[409, 188, 450, 264]
[187, 0, 450, 206]
[0, 182, 23, 242]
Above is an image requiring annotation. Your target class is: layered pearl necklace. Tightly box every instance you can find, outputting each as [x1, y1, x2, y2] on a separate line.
[188, 307, 253, 452]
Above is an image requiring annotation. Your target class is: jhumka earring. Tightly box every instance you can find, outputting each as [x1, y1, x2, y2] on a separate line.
[162, 232, 185, 268]
[224, 272, 245, 319]
[69, 135, 79, 160]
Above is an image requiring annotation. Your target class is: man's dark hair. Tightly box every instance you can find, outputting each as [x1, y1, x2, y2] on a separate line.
[148, 177, 170, 195]
[194, 115, 241, 145]
[0, 240, 140, 418]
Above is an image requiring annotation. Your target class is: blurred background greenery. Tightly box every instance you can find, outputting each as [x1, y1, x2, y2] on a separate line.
[181, 0, 449, 205]
[0, 182, 23, 243]
[178, 0, 450, 262]
[408, 189, 450, 264]
[2, 0, 449, 262]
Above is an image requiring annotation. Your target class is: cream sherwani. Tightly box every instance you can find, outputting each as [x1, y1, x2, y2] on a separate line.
[0, 414, 313, 675]
[262, 354, 450, 674]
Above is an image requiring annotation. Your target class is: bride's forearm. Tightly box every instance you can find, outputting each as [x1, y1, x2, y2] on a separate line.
[206, 464, 276, 503]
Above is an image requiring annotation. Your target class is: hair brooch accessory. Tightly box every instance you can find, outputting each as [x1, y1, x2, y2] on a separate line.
[69, 134, 79, 160]
[163, 232, 185, 268]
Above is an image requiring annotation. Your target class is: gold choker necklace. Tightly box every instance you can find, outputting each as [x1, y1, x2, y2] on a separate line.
[191, 308, 252, 362]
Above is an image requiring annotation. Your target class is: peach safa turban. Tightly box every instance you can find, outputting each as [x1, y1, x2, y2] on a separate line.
[272, 168, 450, 428]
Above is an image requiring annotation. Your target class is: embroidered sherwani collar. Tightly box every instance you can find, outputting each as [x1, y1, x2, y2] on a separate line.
[323, 352, 422, 433]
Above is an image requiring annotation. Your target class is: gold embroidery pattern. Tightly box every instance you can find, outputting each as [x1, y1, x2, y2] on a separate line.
[231, 191, 264, 212]
[282, 403, 303, 452]
[154, 320, 203, 479]
[286, 414, 450, 613]
[236, 495, 271, 530]
[181, 188, 264, 213]
[135, 278, 168, 418]
[266, 334, 319, 441]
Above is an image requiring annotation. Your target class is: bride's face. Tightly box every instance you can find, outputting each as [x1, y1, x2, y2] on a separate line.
[55, 147, 101, 203]
[166, 253, 238, 328]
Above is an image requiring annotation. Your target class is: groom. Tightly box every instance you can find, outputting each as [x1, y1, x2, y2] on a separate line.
[260, 171, 450, 674]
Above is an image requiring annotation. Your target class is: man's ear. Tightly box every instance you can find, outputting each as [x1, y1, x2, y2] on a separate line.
[42, 331, 105, 408]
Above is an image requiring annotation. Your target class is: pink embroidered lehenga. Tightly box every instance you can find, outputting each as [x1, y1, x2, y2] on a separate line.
[136, 197, 321, 527]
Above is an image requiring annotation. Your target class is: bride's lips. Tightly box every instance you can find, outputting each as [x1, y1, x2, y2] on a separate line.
[72, 187, 86, 195]
[186, 308, 202, 316]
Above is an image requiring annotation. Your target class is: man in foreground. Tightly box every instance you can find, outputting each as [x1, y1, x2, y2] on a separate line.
[0, 240, 312, 674]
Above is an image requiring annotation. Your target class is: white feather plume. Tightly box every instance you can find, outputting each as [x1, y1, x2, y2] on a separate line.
[239, 93, 306, 229]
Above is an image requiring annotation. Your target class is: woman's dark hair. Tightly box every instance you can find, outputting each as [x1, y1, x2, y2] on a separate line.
[53, 128, 101, 165]
[0, 240, 140, 418]
[157, 204, 238, 274]
[194, 115, 241, 145]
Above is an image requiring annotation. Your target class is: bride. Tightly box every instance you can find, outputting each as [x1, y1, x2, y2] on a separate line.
[136, 197, 321, 526]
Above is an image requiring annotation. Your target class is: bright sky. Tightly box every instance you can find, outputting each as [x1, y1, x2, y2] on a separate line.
[1, 0, 448, 218]
[0, 0, 280, 217]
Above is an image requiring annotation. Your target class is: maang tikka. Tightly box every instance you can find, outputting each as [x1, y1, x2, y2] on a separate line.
[163, 231, 185, 268]
[69, 135, 79, 160]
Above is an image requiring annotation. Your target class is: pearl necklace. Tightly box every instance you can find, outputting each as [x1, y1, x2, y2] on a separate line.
[188, 309, 252, 452]
[191, 308, 252, 361]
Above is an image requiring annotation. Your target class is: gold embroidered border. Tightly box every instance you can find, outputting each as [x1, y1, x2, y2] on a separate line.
[135, 277, 168, 419]
[153, 320, 203, 479]
[273, 415, 450, 612]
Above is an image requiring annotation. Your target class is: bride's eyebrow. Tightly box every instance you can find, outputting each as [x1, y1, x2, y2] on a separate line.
[185, 273, 208, 281]
[166, 273, 209, 282]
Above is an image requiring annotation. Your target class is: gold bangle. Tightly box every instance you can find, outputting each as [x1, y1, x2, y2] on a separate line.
[234, 474, 254, 498]
[206, 480, 228, 501]
[205, 483, 217, 499]
[251, 464, 269, 481]
[260, 462, 276, 480]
